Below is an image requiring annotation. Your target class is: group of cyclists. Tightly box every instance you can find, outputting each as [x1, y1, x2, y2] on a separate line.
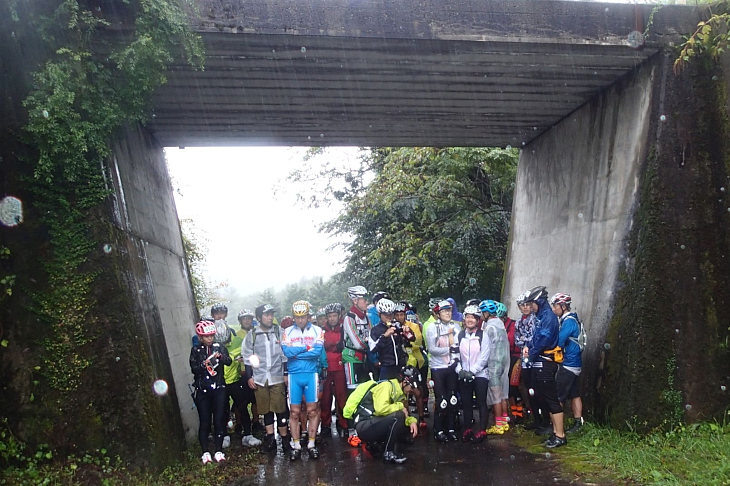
[189, 285, 585, 466]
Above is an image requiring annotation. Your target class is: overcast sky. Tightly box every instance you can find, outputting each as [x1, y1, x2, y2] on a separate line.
[166, 146, 361, 295]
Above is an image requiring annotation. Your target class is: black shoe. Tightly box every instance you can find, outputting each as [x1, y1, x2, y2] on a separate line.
[308, 446, 320, 459]
[434, 431, 448, 443]
[383, 451, 407, 464]
[566, 418, 584, 434]
[280, 437, 292, 453]
[545, 435, 567, 449]
[289, 448, 301, 461]
[535, 426, 553, 436]
[365, 441, 384, 457]
[259, 435, 277, 453]
[542, 433, 556, 445]
[447, 430, 458, 442]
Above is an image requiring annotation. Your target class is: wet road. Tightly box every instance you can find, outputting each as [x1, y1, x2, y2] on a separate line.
[236, 427, 576, 486]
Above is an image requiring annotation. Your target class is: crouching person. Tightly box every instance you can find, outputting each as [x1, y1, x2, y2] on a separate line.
[342, 366, 419, 464]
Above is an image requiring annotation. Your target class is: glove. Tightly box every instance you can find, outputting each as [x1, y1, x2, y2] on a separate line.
[464, 371, 474, 382]
[458, 369, 468, 381]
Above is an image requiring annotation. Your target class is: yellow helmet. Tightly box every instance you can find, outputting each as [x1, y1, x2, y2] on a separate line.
[292, 300, 311, 317]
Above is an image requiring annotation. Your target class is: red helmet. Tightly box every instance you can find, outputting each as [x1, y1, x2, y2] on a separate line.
[195, 321, 216, 336]
[549, 293, 572, 307]
[280, 316, 293, 329]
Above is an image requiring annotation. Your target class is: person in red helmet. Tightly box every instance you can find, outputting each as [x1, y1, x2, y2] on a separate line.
[190, 321, 233, 465]
[320, 302, 349, 438]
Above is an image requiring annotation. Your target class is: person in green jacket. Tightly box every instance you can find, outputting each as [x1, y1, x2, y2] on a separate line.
[343, 366, 419, 464]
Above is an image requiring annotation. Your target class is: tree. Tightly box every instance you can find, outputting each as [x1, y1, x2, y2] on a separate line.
[257, 288, 280, 312]
[294, 147, 519, 308]
[181, 218, 216, 310]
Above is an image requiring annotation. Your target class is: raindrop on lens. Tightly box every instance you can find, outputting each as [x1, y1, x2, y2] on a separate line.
[604, 343, 611, 350]
[675, 329, 679, 333]
[578, 213, 583, 219]
[115, 356, 120, 362]
[506, 145, 512, 150]
[721, 187, 725, 192]
[528, 388, 535, 396]
[301, 47, 306, 53]
[660, 115, 667, 122]
[605, 7, 609, 12]
[320, 133, 324, 138]
[510, 455, 515, 460]
[721, 385, 727, 392]
[545, 452, 551, 459]
[152, 379, 169, 396]
[42, 110, 49, 119]
[680, 245, 685, 250]
[103, 244, 112, 254]
[249, 354, 261, 368]
[228, 420, 234, 428]
[713, 75, 719, 81]
[685, 404, 692, 411]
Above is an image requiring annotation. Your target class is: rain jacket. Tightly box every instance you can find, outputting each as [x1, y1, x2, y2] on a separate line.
[240, 324, 287, 386]
[482, 317, 510, 379]
[455, 328, 491, 379]
[426, 320, 462, 369]
[342, 379, 417, 426]
[404, 321, 425, 368]
[528, 297, 560, 361]
[281, 322, 325, 375]
[342, 306, 371, 364]
[224, 329, 245, 385]
[447, 298, 464, 323]
[368, 322, 406, 368]
[558, 312, 582, 369]
[190, 342, 232, 392]
[503, 317, 521, 357]
[323, 322, 345, 372]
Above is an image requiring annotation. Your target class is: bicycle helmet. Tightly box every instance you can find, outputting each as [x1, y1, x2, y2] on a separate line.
[549, 292, 572, 307]
[402, 301, 416, 313]
[399, 365, 422, 388]
[428, 297, 445, 311]
[324, 302, 343, 315]
[516, 292, 528, 305]
[372, 291, 391, 305]
[210, 303, 228, 315]
[292, 300, 311, 317]
[255, 304, 276, 320]
[463, 305, 481, 318]
[376, 298, 396, 314]
[347, 285, 368, 300]
[195, 321, 216, 336]
[523, 286, 548, 303]
[394, 301, 407, 312]
[465, 299, 480, 307]
[316, 307, 327, 318]
[434, 300, 452, 313]
[238, 309, 254, 321]
[479, 299, 498, 315]
[496, 302, 508, 318]
[280, 316, 293, 329]
[405, 312, 418, 323]
[201, 314, 215, 323]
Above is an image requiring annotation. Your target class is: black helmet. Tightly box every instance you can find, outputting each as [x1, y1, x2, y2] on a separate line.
[210, 303, 228, 315]
[255, 304, 276, 320]
[428, 297, 445, 311]
[399, 365, 422, 388]
[324, 302, 343, 315]
[465, 299, 480, 308]
[372, 291, 391, 305]
[402, 301, 416, 313]
[523, 286, 548, 303]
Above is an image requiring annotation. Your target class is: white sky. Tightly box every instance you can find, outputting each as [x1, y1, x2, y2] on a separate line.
[166, 146, 361, 295]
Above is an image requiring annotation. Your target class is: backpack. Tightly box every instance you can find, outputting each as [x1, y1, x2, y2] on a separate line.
[568, 315, 586, 352]
[457, 329, 483, 346]
[250, 325, 281, 347]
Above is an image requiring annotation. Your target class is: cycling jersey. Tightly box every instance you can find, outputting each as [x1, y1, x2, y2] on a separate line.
[342, 306, 370, 364]
[455, 329, 491, 379]
[426, 320, 462, 369]
[558, 312, 582, 370]
[281, 322, 325, 374]
[190, 343, 232, 392]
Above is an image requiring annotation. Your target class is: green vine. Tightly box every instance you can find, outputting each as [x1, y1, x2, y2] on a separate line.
[20, 0, 204, 392]
[674, 1, 730, 73]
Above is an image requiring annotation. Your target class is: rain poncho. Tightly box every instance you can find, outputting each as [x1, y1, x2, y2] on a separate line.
[482, 317, 510, 405]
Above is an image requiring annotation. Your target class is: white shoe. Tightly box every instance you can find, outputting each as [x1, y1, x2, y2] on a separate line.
[222, 436, 231, 449]
[201, 452, 212, 465]
[242, 435, 262, 447]
[214, 451, 226, 463]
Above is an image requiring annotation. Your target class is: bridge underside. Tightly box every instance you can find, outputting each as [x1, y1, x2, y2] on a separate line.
[150, 33, 657, 147]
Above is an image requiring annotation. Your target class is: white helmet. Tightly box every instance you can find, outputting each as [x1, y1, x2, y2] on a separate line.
[463, 305, 481, 317]
[376, 298, 396, 314]
[348, 285, 368, 301]
[292, 300, 311, 317]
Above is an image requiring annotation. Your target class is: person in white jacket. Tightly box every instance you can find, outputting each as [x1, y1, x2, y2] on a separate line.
[455, 305, 491, 443]
[426, 300, 462, 443]
[480, 300, 511, 434]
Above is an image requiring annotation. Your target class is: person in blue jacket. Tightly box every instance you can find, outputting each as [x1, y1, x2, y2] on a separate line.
[523, 286, 566, 448]
[551, 292, 584, 434]
[282, 300, 325, 461]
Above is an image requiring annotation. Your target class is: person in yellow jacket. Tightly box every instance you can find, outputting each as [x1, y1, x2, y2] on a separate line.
[343, 367, 419, 464]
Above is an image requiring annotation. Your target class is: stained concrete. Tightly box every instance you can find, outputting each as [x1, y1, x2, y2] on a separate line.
[109, 125, 199, 442]
[502, 60, 655, 378]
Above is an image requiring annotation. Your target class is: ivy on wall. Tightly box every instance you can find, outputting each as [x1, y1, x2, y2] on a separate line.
[19, 0, 204, 391]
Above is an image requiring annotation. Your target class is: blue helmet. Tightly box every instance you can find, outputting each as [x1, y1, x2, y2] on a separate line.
[479, 299, 498, 315]
[496, 302, 507, 318]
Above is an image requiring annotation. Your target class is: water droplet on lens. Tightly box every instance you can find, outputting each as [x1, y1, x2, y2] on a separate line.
[249, 354, 261, 368]
[578, 213, 583, 219]
[545, 452, 551, 459]
[103, 244, 112, 254]
[675, 329, 679, 333]
[533, 126, 537, 130]
[685, 404, 692, 411]
[307, 136, 311, 140]
[228, 420, 233, 428]
[680, 245, 685, 249]
[320, 133, 324, 138]
[604, 343, 611, 350]
[660, 115, 667, 122]
[721, 187, 725, 192]
[115, 356, 120, 362]
[506, 145, 512, 149]
[152, 379, 169, 396]
[301, 47, 306, 53]
[721, 385, 727, 391]
[605, 7, 609, 12]
[528, 388, 535, 396]
[510, 455, 515, 460]
[712, 75, 719, 81]
[42, 110, 49, 118]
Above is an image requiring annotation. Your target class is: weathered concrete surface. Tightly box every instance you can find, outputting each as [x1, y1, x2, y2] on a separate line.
[108, 125, 200, 443]
[144, 0, 701, 147]
[503, 59, 654, 359]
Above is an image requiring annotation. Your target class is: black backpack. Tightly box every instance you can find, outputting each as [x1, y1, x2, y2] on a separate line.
[457, 329, 483, 346]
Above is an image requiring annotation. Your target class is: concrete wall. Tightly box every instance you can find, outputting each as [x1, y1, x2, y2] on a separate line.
[108, 125, 199, 443]
[503, 61, 655, 373]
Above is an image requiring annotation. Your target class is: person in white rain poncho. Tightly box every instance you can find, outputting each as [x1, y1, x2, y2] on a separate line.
[480, 300, 511, 434]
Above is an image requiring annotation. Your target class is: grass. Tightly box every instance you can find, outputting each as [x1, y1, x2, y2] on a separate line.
[514, 418, 730, 485]
[0, 444, 261, 486]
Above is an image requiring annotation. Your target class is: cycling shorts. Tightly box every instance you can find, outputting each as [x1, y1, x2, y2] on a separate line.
[288, 372, 319, 404]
